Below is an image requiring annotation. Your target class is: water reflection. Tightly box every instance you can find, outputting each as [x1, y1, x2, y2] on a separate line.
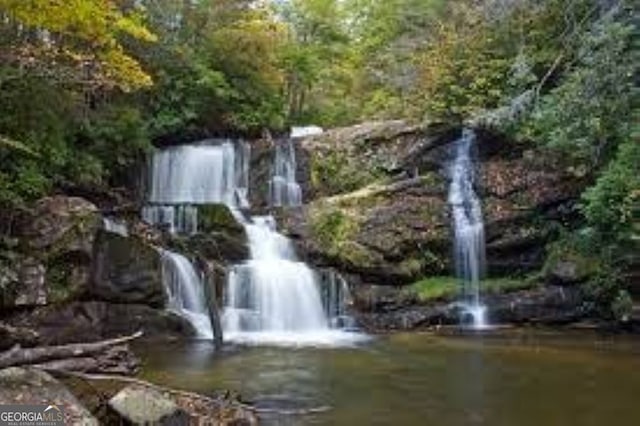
[138, 331, 640, 426]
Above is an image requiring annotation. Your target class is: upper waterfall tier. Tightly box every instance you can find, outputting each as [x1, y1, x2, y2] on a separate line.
[147, 141, 249, 207]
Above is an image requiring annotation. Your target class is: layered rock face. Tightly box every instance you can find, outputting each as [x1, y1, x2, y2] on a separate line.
[279, 121, 583, 284]
[0, 196, 240, 343]
[273, 120, 587, 329]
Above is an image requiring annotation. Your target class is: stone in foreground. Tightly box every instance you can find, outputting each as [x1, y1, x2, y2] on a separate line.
[108, 384, 189, 425]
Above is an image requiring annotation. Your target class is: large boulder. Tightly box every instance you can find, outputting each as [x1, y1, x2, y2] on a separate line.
[176, 204, 249, 264]
[300, 120, 456, 198]
[0, 367, 98, 425]
[280, 176, 450, 285]
[108, 385, 189, 425]
[19, 196, 100, 255]
[90, 232, 165, 307]
[1, 196, 101, 307]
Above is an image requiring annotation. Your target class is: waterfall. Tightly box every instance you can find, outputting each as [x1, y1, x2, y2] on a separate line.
[269, 138, 302, 207]
[142, 138, 364, 346]
[222, 215, 364, 346]
[143, 141, 250, 233]
[142, 205, 198, 235]
[320, 270, 357, 330]
[160, 249, 214, 339]
[447, 129, 488, 328]
[102, 217, 128, 237]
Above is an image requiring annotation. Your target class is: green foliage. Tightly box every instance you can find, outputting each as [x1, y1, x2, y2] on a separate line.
[520, 17, 635, 167]
[582, 136, 640, 239]
[310, 206, 358, 255]
[311, 151, 381, 195]
[79, 105, 151, 186]
[405, 276, 535, 302]
[543, 233, 601, 282]
[0, 0, 156, 90]
[581, 263, 626, 320]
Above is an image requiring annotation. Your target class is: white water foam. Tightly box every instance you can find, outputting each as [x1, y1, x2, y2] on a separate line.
[222, 215, 366, 346]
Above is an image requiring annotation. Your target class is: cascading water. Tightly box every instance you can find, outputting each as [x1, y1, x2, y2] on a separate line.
[160, 249, 214, 339]
[447, 129, 488, 329]
[222, 215, 364, 346]
[143, 141, 250, 233]
[319, 270, 357, 330]
[143, 139, 364, 346]
[269, 138, 302, 207]
[142, 205, 198, 235]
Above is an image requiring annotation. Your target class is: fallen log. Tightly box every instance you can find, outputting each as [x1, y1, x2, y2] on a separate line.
[33, 345, 139, 375]
[0, 331, 143, 369]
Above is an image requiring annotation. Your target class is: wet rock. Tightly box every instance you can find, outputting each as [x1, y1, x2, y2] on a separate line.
[352, 284, 585, 331]
[281, 176, 450, 286]
[108, 384, 189, 425]
[299, 120, 456, 198]
[248, 137, 275, 208]
[0, 367, 99, 425]
[487, 285, 585, 324]
[9, 301, 195, 345]
[176, 204, 250, 263]
[90, 232, 165, 307]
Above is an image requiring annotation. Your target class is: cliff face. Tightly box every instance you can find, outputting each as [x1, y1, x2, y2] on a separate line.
[276, 121, 586, 289]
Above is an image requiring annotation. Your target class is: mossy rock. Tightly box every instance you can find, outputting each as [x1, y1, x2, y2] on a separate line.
[543, 244, 599, 285]
[45, 251, 92, 304]
[404, 276, 537, 303]
[197, 204, 245, 235]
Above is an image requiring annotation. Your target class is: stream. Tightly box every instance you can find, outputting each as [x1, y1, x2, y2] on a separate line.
[137, 330, 640, 426]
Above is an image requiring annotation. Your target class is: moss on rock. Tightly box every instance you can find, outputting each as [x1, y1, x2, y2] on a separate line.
[404, 276, 537, 302]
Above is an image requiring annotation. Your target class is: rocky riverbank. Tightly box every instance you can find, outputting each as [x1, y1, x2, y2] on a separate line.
[0, 365, 257, 425]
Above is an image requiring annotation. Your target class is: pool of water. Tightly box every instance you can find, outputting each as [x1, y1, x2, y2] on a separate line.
[137, 330, 640, 425]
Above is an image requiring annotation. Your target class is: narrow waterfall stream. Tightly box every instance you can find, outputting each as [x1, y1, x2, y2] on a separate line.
[270, 138, 302, 207]
[160, 249, 214, 339]
[447, 129, 488, 328]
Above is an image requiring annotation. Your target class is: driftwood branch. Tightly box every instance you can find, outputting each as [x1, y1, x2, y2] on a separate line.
[0, 331, 143, 369]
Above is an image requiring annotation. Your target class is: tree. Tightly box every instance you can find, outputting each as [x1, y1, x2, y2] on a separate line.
[0, 0, 156, 91]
